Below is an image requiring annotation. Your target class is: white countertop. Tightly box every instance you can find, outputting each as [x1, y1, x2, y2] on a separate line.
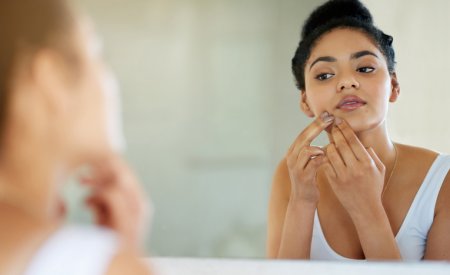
[150, 257, 450, 275]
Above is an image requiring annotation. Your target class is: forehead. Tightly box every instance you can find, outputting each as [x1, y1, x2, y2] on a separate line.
[307, 28, 382, 64]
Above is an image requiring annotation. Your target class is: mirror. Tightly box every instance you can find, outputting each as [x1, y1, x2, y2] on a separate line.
[65, 0, 450, 258]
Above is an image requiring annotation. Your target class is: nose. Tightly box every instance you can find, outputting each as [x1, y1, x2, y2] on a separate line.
[337, 73, 360, 92]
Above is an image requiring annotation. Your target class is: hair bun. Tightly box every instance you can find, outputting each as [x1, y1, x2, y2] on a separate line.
[302, 0, 373, 39]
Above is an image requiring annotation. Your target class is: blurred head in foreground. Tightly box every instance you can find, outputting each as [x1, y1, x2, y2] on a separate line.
[0, 1, 151, 274]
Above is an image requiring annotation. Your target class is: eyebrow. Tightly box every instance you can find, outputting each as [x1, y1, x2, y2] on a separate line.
[309, 50, 380, 71]
[351, 50, 379, 60]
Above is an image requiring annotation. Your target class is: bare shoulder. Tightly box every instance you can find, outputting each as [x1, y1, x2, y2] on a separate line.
[397, 143, 450, 213]
[0, 207, 58, 275]
[395, 143, 439, 177]
[105, 249, 152, 275]
[396, 143, 439, 164]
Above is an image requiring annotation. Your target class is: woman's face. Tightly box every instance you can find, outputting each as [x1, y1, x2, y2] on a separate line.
[64, 19, 124, 159]
[302, 28, 398, 133]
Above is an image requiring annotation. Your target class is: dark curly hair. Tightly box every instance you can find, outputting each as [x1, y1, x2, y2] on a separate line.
[292, 0, 396, 90]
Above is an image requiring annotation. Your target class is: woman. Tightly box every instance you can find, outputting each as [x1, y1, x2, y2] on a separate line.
[0, 0, 152, 274]
[267, 0, 450, 261]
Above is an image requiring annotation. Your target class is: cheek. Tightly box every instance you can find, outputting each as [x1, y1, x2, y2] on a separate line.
[79, 74, 104, 118]
[74, 68, 108, 137]
[367, 76, 392, 105]
[305, 89, 334, 115]
[304, 76, 337, 115]
[101, 72, 126, 152]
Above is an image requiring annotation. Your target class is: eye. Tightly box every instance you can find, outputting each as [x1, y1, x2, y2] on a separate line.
[357, 67, 375, 73]
[315, 73, 334, 81]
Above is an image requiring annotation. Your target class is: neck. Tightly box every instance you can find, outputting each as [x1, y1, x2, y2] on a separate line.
[354, 121, 397, 183]
[356, 121, 395, 162]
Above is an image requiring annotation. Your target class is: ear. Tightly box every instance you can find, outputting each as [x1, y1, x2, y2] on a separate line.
[7, 50, 69, 142]
[389, 72, 400, 103]
[300, 90, 315, 118]
[30, 50, 70, 116]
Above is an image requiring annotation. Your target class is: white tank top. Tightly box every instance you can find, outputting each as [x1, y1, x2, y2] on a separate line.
[24, 225, 118, 275]
[311, 154, 450, 261]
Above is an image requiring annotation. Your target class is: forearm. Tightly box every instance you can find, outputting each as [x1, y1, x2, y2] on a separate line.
[351, 203, 402, 260]
[277, 199, 316, 259]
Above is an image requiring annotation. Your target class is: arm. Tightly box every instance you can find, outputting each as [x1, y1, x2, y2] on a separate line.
[266, 159, 290, 258]
[278, 196, 317, 259]
[349, 201, 401, 260]
[424, 171, 450, 260]
[267, 112, 335, 259]
[267, 159, 317, 259]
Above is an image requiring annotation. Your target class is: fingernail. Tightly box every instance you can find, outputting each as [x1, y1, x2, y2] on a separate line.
[335, 117, 342, 125]
[320, 112, 329, 119]
[320, 112, 334, 123]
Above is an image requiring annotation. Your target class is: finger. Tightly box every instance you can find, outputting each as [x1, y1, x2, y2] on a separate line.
[326, 129, 335, 144]
[88, 203, 116, 228]
[303, 155, 326, 175]
[102, 188, 142, 246]
[288, 112, 335, 155]
[87, 155, 130, 186]
[335, 118, 371, 162]
[301, 155, 326, 184]
[295, 146, 325, 170]
[107, 158, 144, 198]
[88, 188, 137, 235]
[79, 166, 113, 188]
[367, 147, 385, 173]
[326, 143, 346, 178]
[331, 125, 357, 166]
[87, 157, 145, 209]
[85, 196, 109, 226]
[87, 178, 142, 224]
[79, 177, 104, 186]
[321, 157, 337, 180]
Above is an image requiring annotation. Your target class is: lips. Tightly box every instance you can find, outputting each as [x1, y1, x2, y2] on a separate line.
[336, 95, 367, 111]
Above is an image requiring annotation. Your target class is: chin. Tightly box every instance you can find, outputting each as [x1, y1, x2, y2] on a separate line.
[341, 114, 385, 134]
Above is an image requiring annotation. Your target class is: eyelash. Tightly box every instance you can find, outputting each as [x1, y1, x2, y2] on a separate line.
[315, 73, 334, 81]
[357, 66, 375, 73]
[314, 67, 375, 81]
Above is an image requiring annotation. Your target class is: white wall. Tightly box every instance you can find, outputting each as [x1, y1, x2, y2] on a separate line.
[363, 0, 450, 152]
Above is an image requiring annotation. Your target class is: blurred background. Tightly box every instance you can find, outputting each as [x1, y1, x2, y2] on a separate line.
[66, 0, 450, 258]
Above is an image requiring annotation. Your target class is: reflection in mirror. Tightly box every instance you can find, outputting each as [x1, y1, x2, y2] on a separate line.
[69, 0, 450, 260]
[268, 0, 450, 261]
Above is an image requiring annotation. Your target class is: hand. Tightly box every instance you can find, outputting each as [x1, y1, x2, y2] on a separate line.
[286, 112, 335, 204]
[80, 154, 152, 252]
[321, 119, 385, 216]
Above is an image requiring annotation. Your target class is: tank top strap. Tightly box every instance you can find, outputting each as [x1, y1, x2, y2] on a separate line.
[398, 154, 450, 237]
